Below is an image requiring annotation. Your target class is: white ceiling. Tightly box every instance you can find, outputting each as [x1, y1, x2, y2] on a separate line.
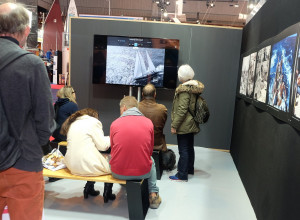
[37, 0, 252, 27]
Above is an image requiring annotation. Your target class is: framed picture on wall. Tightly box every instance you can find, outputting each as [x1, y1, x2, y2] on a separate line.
[237, 49, 257, 103]
[246, 52, 257, 99]
[290, 45, 300, 130]
[266, 24, 299, 122]
[238, 55, 250, 96]
[253, 40, 272, 110]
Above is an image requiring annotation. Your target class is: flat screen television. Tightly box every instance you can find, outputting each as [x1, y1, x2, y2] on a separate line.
[93, 35, 180, 89]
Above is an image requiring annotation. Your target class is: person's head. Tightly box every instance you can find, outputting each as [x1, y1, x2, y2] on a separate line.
[142, 83, 156, 99]
[178, 64, 195, 83]
[119, 96, 138, 115]
[0, 3, 31, 47]
[57, 86, 77, 104]
[60, 108, 99, 135]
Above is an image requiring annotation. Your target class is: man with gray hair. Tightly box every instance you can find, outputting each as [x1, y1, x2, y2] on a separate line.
[110, 96, 162, 209]
[0, 3, 54, 219]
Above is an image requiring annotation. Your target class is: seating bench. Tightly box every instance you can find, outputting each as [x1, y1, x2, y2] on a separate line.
[43, 168, 149, 220]
[58, 141, 164, 180]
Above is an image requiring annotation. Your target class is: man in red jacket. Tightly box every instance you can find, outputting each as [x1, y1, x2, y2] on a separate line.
[110, 96, 161, 209]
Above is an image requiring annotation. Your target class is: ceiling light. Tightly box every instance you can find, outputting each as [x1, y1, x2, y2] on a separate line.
[234, 4, 239, 8]
[248, 3, 254, 9]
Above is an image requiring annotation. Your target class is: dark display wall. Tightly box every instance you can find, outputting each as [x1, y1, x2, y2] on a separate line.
[70, 18, 242, 150]
[231, 0, 300, 219]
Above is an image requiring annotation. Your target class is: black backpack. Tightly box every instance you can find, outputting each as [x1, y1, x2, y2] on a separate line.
[0, 49, 30, 171]
[161, 149, 176, 171]
[190, 95, 210, 124]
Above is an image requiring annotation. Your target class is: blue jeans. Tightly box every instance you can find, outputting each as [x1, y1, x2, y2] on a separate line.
[112, 157, 159, 193]
[176, 133, 194, 180]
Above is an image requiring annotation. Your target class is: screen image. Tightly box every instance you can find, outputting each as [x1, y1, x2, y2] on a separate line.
[267, 33, 297, 112]
[239, 55, 250, 95]
[292, 48, 300, 118]
[254, 45, 271, 103]
[246, 52, 257, 97]
[106, 45, 165, 87]
[93, 35, 179, 89]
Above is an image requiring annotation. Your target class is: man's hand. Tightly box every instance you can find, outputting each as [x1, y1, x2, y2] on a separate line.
[171, 127, 176, 134]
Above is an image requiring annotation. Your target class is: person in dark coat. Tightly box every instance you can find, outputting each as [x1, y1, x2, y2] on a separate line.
[52, 86, 78, 143]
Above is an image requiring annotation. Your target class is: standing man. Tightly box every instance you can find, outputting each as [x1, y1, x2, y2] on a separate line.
[110, 96, 162, 209]
[0, 3, 55, 220]
[138, 83, 168, 152]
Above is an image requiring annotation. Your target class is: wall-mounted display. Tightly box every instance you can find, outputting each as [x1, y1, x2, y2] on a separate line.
[267, 33, 297, 112]
[253, 45, 271, 103]
[93, 35, 179, 89]
[239, 55, 250, 96]
[246, 52, 257, 98]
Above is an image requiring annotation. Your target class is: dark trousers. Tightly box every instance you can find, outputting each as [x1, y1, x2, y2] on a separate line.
[176, 133, 194, 180]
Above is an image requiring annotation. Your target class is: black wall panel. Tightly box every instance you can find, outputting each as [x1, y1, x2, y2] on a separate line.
[231, 0, 300, 219]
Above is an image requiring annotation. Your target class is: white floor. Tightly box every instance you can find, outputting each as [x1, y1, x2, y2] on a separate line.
[43, 146, 257, 220]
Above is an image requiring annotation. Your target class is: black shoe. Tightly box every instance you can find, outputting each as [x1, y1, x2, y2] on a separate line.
[49, 177, 61, 182]
[103, 183, 116, 203]
[83, 181, 100, 199]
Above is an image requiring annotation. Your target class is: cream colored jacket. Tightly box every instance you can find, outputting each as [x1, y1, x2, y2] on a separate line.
[64, 115, 111, 176]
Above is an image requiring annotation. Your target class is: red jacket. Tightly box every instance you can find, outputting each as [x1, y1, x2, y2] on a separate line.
[110, 114, 154, 176]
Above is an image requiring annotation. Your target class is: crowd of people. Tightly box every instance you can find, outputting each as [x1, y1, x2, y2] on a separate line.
[0, 2, 206, 219]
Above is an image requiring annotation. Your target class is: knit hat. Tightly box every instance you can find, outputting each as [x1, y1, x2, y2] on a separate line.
[178, 64, 195, 82]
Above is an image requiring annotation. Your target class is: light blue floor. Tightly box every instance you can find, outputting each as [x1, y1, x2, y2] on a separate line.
[42, 146, 257, 220]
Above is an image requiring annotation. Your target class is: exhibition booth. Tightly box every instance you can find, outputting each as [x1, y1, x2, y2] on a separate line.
[4, 0, 300, 219]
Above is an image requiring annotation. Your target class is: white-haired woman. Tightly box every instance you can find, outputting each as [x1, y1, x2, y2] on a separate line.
[169, 64, 204, 181]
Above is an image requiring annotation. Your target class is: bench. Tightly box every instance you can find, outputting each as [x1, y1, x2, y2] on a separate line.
[58, 141, 164, 180]
[43, 168, 149, 220]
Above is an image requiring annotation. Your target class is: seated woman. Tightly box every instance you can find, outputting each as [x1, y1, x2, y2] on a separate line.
[52, 86, 78, 146]
[60, 108, 115, 202]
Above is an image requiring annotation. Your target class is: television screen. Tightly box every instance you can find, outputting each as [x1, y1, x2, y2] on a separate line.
[93, 35, 179, 89]
[267, 33, 297, 112]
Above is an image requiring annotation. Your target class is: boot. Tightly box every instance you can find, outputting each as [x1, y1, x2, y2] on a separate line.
[83, 181, 100, 199]
[103, 183, 116, 203]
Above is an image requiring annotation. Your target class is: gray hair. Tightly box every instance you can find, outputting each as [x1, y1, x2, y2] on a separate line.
[0, 3, 29, 35]
[120, 96, 138, 109]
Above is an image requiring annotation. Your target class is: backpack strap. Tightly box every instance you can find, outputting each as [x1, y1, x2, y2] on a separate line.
[188, 93, 197, 117]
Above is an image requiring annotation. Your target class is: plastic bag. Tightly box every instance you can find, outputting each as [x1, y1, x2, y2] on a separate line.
[42, 147, 66, 171]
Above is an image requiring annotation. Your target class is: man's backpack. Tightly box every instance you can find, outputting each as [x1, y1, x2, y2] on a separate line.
[0, 49, 30, 171]
[190, 95, 210, 124]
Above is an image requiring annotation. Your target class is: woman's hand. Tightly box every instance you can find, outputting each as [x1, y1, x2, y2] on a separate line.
[171, 127, 177, 134]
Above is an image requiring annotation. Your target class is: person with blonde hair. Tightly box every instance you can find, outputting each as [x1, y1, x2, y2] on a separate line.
[0, 3, 54, 219]
[60, 108, 116, 202]
[169, 64, 204, 181]
[52, 86, 78, 143]
[110, 96, 162, 209]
